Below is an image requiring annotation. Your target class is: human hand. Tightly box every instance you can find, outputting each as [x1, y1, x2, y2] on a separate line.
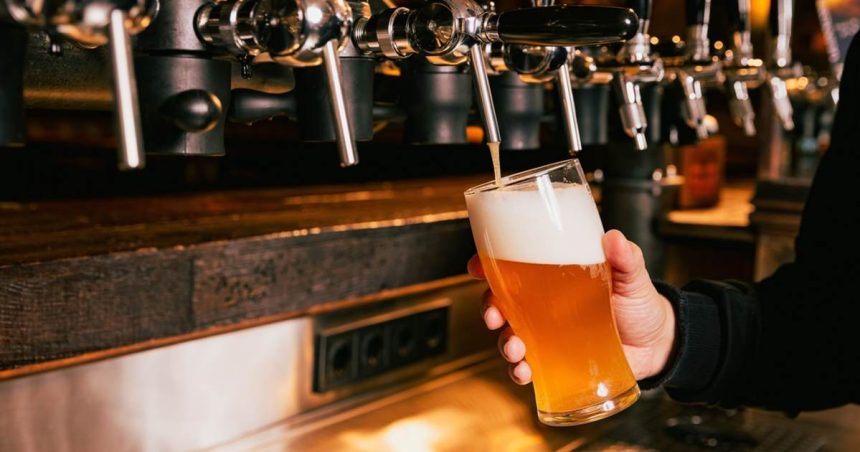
[467, 229, 676, 384]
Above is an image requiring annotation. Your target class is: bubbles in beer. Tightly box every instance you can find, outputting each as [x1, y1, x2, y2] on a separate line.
[597, 383, 609, 397]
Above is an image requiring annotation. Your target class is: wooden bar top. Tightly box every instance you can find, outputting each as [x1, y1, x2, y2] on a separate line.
[0, 176, 488, 266]
[660, 180, 756, 242]
[0, 177, 488, 375]
[0, 175, 759, 375]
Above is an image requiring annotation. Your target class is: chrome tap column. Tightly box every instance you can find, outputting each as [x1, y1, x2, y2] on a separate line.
[767, 0, 797, 132]
[723, 0, 765, 136]
[1, 0, 154, 168]
[354, 3, 638, 150]
[608, 0, 664, 151]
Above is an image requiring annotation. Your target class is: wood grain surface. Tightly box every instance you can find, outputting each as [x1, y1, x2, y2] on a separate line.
[0, 177, 485, 374]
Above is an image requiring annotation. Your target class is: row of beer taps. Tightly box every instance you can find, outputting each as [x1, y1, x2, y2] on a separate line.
[578, 0, 801, 151]
[0, 0, 815, 170]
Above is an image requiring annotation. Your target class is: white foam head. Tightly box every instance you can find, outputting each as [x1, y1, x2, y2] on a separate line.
[465, 182, 605, 265]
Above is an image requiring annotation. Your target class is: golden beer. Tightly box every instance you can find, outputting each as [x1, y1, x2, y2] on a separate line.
[465, 160, 639, 426]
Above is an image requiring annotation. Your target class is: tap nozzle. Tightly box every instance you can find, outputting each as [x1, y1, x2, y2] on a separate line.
[767, 0, 796, 132]
[613, 74, 649, 150]
[728, 79, 756, 136]
[108, 8, 145, 170]
[323, 40, 359, 167]
[557, 59, 582, 153]
[263, 0, 359, 167]
[469, 43, 501, 146]
[678, 71, 709, 139]
[768, 73, 795, 131]
[4, 0, 154, 169]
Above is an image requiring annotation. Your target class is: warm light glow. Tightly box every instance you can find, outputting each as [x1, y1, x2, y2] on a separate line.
[465, 126, 484, 144]
[338, 411, 451, 451]
[714, 41, 724, 50]
[751, 0, 770, 29]
[671, 35, 681, 44]
[786, 76, 810, 92]
[384, 421, 440, 452]
[650, 36, 659, 45]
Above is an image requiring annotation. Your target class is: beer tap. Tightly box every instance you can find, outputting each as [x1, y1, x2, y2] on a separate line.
[274, 0, 357, 167]
[519, 0, 582, 153]
[766, 0, 797, 132]
[199, 0, 359, 167]
[500, 43, 585, 153]
[1, 0, 153, 169]
[566, 48, 613, 147]
[492, 0, 581, 153]
[660, 0, 719, 140]
[557, 49, 583, 153]
[722, 0, 764, 136]
[609, 0, 664, 151]
[354, 2, 639, 150]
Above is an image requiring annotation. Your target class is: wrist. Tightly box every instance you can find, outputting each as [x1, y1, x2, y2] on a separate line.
[649, 294, 677, 378]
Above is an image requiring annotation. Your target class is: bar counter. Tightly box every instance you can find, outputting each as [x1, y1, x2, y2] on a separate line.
[0, 177, 760, 375]
[0, 177, 484, 375]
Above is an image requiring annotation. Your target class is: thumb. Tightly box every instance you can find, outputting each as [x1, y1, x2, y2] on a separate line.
[602, 229, 656, 300]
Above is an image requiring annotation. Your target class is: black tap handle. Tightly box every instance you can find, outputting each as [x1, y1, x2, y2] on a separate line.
[494, 6, 639, 47]
[686, 0, 710, 27]
[228, 89, 296, 124]
[626, 0, 651, 22]
[726, 0, 751, 33]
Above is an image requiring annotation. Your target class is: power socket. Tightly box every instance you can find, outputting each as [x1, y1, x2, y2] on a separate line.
[314, 332, 357, 391]
[358, 325, 388, 378]
[314, 305, 449, 392]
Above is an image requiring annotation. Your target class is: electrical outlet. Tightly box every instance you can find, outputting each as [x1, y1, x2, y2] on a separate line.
[419, 308, 448, 357]
[390, 316, 420, 367]
[314, 332, 357, 391]
[358, 326, 388, 378]
[314, 305, 449, 392]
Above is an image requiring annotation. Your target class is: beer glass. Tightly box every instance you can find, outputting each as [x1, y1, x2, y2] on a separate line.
[464, 159, 639, 426]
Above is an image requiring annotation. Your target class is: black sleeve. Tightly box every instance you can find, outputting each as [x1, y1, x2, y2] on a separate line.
[639, 32, 860, 412]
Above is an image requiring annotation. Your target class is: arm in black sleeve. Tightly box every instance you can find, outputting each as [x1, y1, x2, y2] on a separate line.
[639, 32, 860, 412]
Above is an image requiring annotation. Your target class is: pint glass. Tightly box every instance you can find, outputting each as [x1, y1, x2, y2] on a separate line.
[464, 159, 639, 426]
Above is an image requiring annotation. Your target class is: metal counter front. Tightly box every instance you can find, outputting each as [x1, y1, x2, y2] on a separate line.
[220, 362, 859, 452]
[1, 275, 857, 452]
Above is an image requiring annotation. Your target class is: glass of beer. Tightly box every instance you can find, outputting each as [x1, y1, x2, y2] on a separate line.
[464, 159, 639, 426]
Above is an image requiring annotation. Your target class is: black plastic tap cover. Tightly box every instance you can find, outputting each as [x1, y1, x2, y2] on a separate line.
[495, 6, 638, 47]
[685, 0, 710, 27]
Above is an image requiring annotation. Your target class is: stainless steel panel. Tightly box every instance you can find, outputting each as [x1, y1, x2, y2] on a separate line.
[216, 360, 857, 452]
[0, 316, 312, 452]
[0, 280, 491, 452]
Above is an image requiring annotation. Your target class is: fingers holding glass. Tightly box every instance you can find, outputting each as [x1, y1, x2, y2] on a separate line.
[498, 327, 527, 363]
[481, 289, 506, 330]
[509, 361, 533, 385]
